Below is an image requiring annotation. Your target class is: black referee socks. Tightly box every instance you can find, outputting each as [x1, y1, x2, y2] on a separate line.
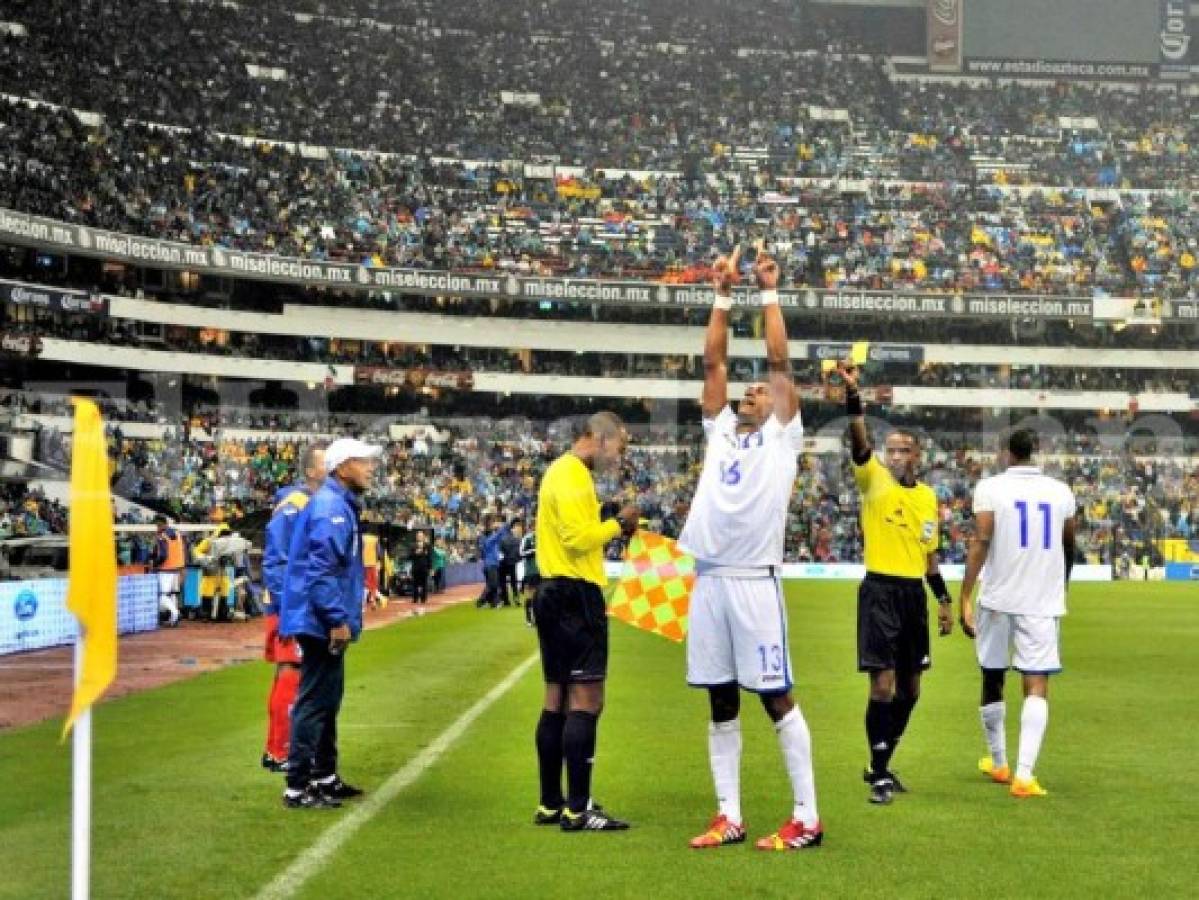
[889, 693, 919, 753]
[865, 699, 894, 777]
[563, 710, 599, 814]
[535, 710, 567, 809]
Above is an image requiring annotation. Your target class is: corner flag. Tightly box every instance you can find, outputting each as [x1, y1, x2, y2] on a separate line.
[63, 398, 118, 900]
[63, 397, 119, 738]
[608, 532, 695, 643]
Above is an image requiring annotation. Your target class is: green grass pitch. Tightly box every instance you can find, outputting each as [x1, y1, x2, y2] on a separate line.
[2, 581, 1197, 899]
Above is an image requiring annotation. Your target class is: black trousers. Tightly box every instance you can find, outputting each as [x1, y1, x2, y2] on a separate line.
[286, 635, 346, 790]
[480, 565, 499, 606]
[411, 566, 430, 604]
[498, 563, 518, 606]
[432, 568, 445, 592]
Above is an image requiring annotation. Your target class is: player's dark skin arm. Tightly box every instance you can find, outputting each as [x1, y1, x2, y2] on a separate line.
[958, 510, 995, 639]
[756, 255, 800, 424]
[1063, 515, 1077, 583]
[840, 363, 872, 465]
[927, 553, 953, 636]
[701, 247, 738, 419]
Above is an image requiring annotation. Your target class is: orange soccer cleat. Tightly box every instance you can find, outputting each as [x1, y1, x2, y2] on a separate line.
[979, 756, 1012, 784]
[689, 814, 746, 849]
[1010, 776, 1048, 798]
[754, 818, 824, 851]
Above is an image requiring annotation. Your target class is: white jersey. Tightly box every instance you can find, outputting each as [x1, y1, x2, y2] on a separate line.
[679, 406, 804, 567]
[973, 466, 1076, 616]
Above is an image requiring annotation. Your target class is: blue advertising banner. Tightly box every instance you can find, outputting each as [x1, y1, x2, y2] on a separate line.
[1165, 563, 1199, 581]
[0, 574, 158, 655]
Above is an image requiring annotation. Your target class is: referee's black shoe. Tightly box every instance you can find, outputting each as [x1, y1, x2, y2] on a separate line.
[863, 768, 907, 794]
[534, 804, 564, 825]
[864, 770, 896, 805]
[560, 802, 630, 832]
[283, 787, 342, 810]
[261, 753, 288, 774]
[312, 775, 365, 800]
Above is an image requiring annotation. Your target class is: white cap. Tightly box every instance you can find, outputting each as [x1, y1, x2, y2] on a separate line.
[325, 437, 383, 473]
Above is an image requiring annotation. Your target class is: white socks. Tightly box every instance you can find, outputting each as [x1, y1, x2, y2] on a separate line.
[708, 719, 742, 824]
[980, 701, 1007, 768]
[1017, 696, 1049, 781]
[775, 708, 819, 828]
[709, 709, 820, 828]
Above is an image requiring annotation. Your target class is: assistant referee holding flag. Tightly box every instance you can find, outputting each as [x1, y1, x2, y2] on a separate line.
[841, 361, 953, 805]
[532, 412, 638, 832]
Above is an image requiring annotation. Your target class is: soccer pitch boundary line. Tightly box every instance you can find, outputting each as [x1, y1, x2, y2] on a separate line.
[254, 651, 539, 900]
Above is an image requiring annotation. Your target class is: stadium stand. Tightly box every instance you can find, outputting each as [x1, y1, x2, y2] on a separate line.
[0, 0, 1194, 590]
[4, 92, 1199, 295]
[5, 390, 1194, 577]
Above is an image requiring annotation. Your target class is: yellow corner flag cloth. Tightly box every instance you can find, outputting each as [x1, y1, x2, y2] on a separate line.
[608, 532, 696, 643]
[62, 398, 118, 739]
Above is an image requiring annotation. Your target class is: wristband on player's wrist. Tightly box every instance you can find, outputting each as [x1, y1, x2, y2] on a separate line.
[846, 390, 863, 416]
[759, 289, 779, 306]
[926, 572, 951, 605]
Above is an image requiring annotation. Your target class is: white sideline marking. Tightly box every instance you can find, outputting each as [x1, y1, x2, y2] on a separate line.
[255, 651, 539, 900]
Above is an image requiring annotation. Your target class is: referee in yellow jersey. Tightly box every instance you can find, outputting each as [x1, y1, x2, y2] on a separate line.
[532, 411, 638, 832]
[841, 361, 953, 806]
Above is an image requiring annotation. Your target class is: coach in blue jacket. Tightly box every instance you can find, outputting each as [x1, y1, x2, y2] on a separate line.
[280, 437, 382, 809]
[259, 444, 326, 773]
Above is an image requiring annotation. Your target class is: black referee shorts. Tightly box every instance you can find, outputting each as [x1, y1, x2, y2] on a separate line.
[857, 573, 931, 673]
[534, 577, 608, 684]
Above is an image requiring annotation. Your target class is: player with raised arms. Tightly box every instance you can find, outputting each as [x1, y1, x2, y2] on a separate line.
[681, 245, 823, 852]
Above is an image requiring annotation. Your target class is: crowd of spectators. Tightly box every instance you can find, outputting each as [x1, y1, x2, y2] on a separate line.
[0, 2, 1194, 584]
[4, 8, 1199, 298]
[12, 404, 1194, 572]
[5, 92, 1199, 299]
[0, 1, 867, 162]
[0, 483, 66, 538]
[3, 1, 1198, 183]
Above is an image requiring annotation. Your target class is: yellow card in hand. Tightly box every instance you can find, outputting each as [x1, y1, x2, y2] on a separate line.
[851, 341, 871, 365]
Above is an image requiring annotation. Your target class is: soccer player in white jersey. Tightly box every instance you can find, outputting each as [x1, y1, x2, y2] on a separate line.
[679, 246, 822, 852]
[958, 428, 1077, 798]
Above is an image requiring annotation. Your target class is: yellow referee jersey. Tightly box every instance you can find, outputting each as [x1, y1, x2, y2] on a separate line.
[854, 456, 939, 578]
[536, 453, 621, 587]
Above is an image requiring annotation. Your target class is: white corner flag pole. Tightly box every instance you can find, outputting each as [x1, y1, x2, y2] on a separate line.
[71, 635, 91, 900]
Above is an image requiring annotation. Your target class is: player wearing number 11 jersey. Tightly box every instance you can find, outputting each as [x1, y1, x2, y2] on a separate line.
[958, 429, 1076, 798]
[678, 247, 822, 852]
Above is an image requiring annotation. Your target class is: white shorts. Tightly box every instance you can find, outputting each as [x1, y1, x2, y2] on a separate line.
[686, 574, 793, 694]
[976, 607, 1062, 674]
[157, 572, 181, 596]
